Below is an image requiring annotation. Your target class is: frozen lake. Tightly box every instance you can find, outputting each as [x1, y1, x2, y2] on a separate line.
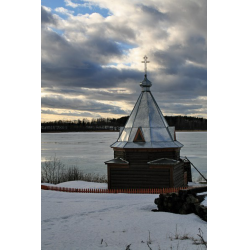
[41, 132, 207, 181]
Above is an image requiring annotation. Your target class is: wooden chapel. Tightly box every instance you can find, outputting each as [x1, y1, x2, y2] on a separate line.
[105, 56, 191, 189]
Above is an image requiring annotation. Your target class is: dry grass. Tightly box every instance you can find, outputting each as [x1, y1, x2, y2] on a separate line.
[168, 225, 207, 248]
[41, 157, 107, 184]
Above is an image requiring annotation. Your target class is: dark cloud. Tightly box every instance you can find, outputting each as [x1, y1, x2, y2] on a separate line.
[41, 6, 57, 25]
[138, 4, 168, 23]
[160, 101, 206, 116]
[152, 75, 207, 99]
[41, 95, 128, 115]
[84, 37, 123, 58]
[42, 86, 134, 99]
[41, 27, 141, 90]
[166, 0, 206, 37]
[42, 62, 142, 89]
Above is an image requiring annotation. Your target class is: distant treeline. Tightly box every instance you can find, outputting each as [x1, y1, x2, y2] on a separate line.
[41, 116, 206, 132]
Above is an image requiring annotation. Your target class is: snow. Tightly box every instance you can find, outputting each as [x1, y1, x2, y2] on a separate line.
[42, 181, 207, 250]
[42, 181, 108, 189]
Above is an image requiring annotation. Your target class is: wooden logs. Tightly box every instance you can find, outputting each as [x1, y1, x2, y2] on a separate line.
[154, 188, 207, 221]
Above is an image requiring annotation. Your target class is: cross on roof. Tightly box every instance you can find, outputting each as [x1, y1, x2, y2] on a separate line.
[141, 55, 150, 76]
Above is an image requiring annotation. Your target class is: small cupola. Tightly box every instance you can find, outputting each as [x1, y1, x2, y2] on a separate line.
[140, 74, 152, 91]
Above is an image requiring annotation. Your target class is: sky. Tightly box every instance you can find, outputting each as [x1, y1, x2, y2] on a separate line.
[41, 0, 207, 122]
[41, 181, 207, 250]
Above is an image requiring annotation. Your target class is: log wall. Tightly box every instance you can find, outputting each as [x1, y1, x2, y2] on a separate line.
[173, 163, 184, 187]
[108, 148, 184, 189]
[184, 161, 192, 182]
[108, 166, 171, 189]
[114, 148, 180, 163]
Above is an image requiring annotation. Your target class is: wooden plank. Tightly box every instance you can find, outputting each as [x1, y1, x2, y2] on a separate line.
[121, 148, 180, 152]
[110, 174, 170, 178]
[110, 178, 170, 182]
[149, 166, 174, 169]
[108, 166, 111, 189]
[110, 182, 170, 186]
[110, 184, 170, 189]
[111, 180, 170, 184]
[107, 165, 129, 168]
[170, 167, 173, 187]
[110, 171, 170, 175]
[128, 165, 152, 168]
[110, 175, 170, 179]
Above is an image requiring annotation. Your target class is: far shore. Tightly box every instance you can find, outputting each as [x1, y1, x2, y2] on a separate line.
[41, 130, 207, 133]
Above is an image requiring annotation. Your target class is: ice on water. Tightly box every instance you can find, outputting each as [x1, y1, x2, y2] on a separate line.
[41, 132, 207, 180]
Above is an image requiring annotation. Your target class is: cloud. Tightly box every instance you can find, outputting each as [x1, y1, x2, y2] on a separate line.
[64, 0, 79, 8]
[41, 95, 128, 115]
[41, 0, 207, 120]
[55, 7, 74, 15]
[41, 109, 101, 118]
[41, 6, 57, 25]
[64, 0, 94, 9]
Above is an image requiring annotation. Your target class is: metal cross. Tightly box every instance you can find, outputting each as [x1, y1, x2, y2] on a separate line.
[141, 55, 150, 76]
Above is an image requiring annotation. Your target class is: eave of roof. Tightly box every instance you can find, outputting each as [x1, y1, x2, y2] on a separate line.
[147, 158, 180, 165]
[104, 158, 129, 165]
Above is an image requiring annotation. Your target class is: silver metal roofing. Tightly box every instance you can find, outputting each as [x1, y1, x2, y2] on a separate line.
[105, 158, 129, 164]
[111, 75, 183, 149]
[147, 158, 180, 165]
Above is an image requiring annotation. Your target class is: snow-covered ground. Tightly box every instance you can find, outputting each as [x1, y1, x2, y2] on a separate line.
[41, 181, 207, 250]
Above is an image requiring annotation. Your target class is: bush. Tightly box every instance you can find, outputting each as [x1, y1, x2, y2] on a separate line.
[41, 157, 107, 184]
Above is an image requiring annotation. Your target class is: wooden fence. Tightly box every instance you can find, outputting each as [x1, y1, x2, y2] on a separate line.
[41, 185, 188, 194]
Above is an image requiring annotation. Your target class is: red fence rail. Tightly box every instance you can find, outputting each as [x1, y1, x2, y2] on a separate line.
[41, 185, 188, 194]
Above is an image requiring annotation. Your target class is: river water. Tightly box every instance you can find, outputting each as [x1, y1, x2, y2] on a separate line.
[41, 132, 207, 181]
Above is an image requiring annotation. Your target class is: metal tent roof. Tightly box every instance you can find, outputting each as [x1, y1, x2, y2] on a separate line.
[111, 74, 183, 149]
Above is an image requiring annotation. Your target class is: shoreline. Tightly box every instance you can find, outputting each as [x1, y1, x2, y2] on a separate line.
[41, 130, 207, 133]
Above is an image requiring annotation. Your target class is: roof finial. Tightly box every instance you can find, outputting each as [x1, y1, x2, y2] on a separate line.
[140, 55, 152, 91]
[141, 55, 150, 76]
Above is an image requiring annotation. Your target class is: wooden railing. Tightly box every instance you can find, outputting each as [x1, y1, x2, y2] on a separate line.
[41, 185, 188, 194]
